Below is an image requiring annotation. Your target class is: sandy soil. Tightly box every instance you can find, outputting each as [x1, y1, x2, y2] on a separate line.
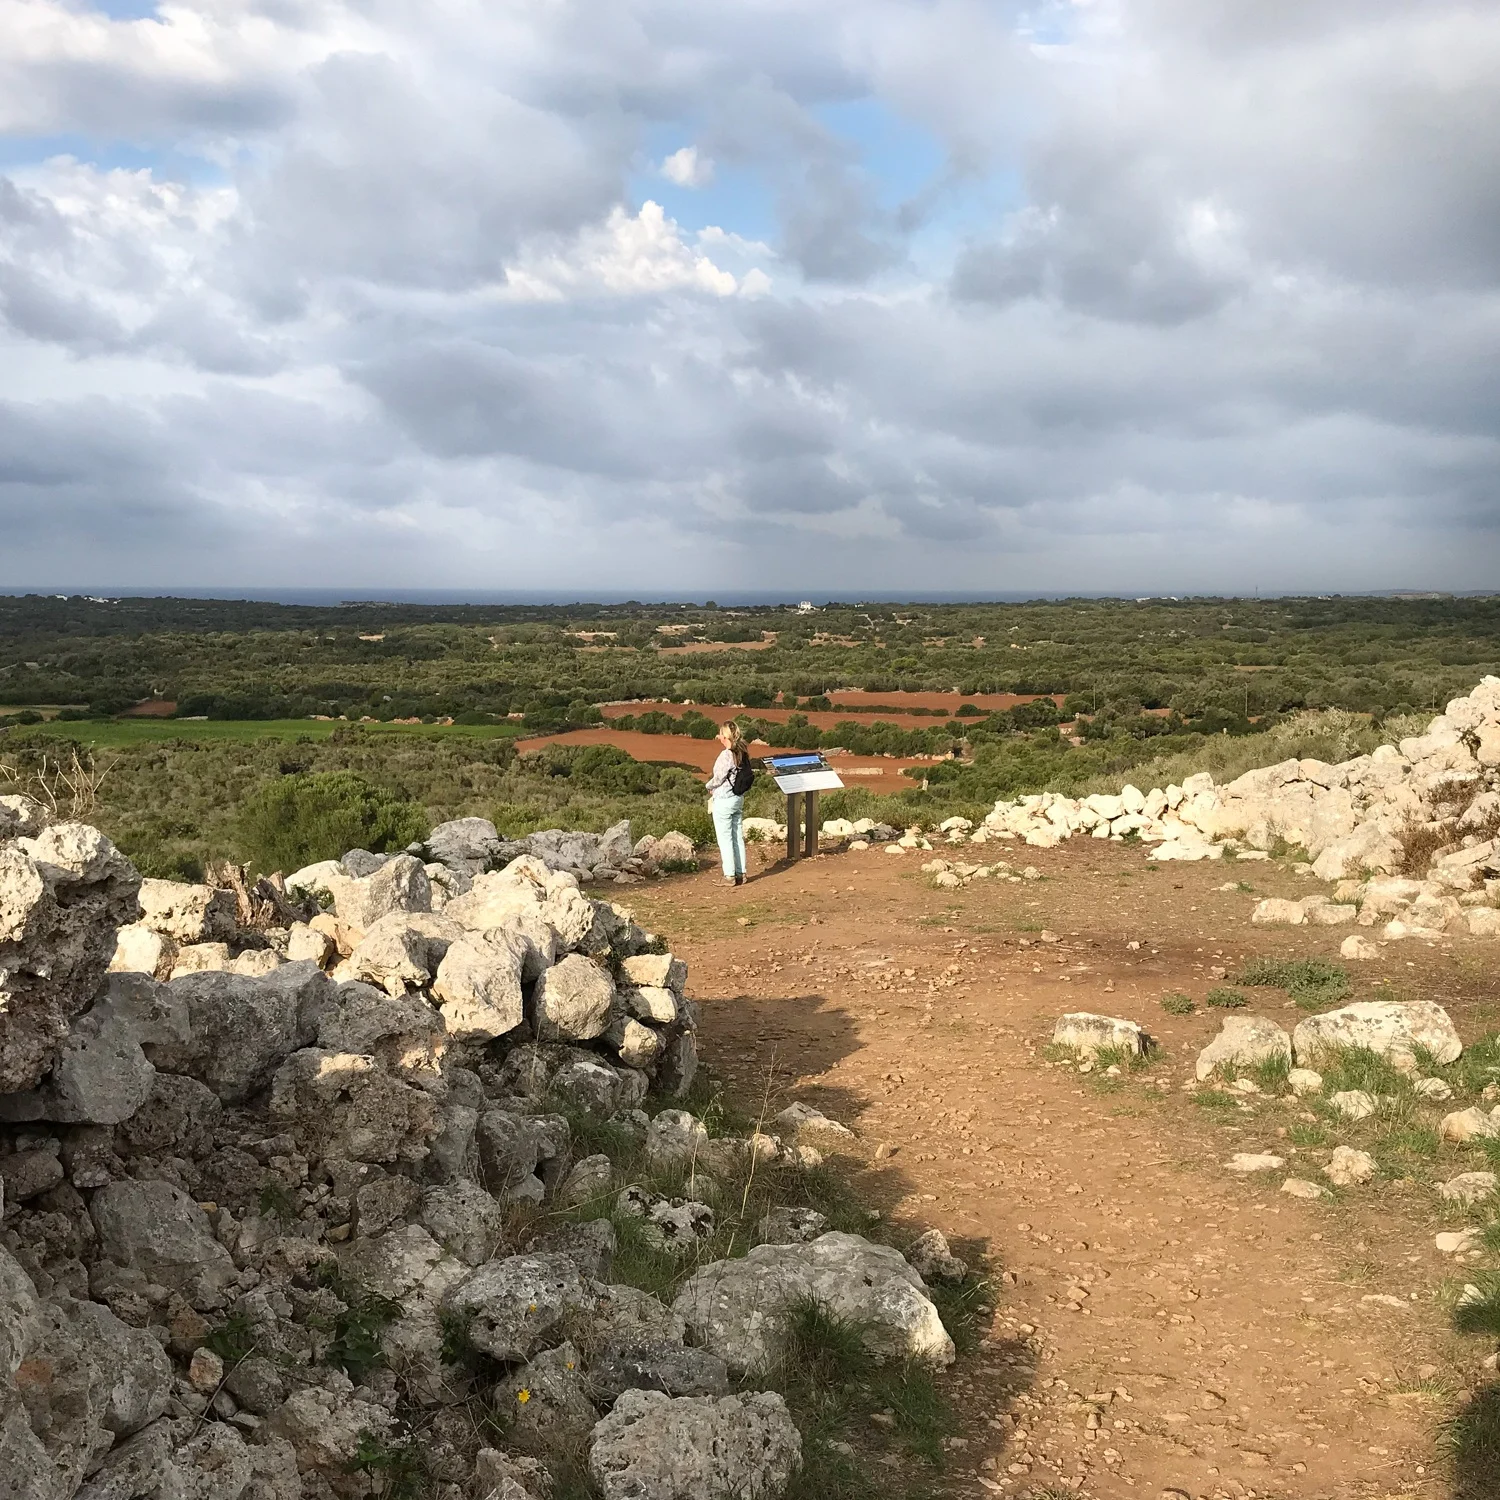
[626, 841, 1497, 1500]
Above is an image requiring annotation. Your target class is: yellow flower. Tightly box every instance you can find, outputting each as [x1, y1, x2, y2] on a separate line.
[517, 1389, 531, 1404]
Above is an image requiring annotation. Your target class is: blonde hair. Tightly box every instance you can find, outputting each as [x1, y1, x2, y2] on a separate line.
[719, 722, 745, 751]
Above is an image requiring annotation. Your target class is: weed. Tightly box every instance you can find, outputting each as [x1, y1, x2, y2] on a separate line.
[1194, 1090, 1239, 1111]
[1288, 1121, 1330, 1148]
[656, 857, 699, 875]
[257, 1176, 298, 1223]
[1244, 1052, 1292, 1092]
[348, 1433, 429, 1500]
[1443, 1381, 1500, 1500]
[204, 1309, 258, 1366]
[1316, 1045, 1414, 1098]
[1453, 1274, 1500, 1340]
[1235, 956, 1351, 1010]
[1206, 987, 1248, 1009]
[1160, 992, 1195, 1016]
[1093, 1043, 1149, 1073]
[312, 1267, 402, 1382]
[1434, 1033, 1500, 1098]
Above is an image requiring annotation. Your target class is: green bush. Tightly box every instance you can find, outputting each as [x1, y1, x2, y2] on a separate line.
[1160, 992, 1195, 1015]
[235, 771, 427, 873]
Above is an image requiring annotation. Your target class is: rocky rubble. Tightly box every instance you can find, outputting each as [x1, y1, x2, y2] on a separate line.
[0, 799, 956, 1500]
[968, 678, 1500, 941]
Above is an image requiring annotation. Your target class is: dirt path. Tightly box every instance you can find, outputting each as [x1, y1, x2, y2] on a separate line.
[626, 839, 1494, 1500]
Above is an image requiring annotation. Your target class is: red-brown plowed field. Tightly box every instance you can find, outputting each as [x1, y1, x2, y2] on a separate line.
[515, 727, 932, 789]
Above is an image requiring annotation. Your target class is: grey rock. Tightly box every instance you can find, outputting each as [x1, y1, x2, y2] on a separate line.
[443, 1252, 591, 1361]
[558, 1154, 614, 1210]
[114, 1073, 221, 1159]
[550, 1056, 630, 1117]
[493, 1341, 597, 1443]
[328, 853, 432, 930]
[0, 1143, 64, 1201]
[149, 963, 331, 1103]
[353, 1175, 423, 1237]
[89, 1179, 236, 1296]
[657, 1031, 698, 1097]
[74, 1418, 173, 1500]
[535, 955, 614, 1042]
[0, 794, 47, 839]
[426, 817, 506, 878]
[262, 1381, 394, 1475]
[525, 1219, 617, 1281]
[0, 1243, 43, 1379]
[674, 1232, 954, 1374]
[420, 1181, 506, 1266]
[0, 823, 141, 1094]
[223, 1354, 286, 1416]
[1051, 1012, 1146, 1057]
[644, 1109, 708, 1166]
[315, 980, 444, 1067]
[618, 1186, 714, 1255]
[755, 1207, 829, 1246]
[590, 1341, 731, 1403]
[622, 986, 679, 1025]
[605, 1016, 663, 1071]
[590, 1283, 686, 1348]
[344, 912, 461, 996]
[905, 1228, 968, 1284]
[619, 953, 687, 996]
[588, 1389, 802, 1500]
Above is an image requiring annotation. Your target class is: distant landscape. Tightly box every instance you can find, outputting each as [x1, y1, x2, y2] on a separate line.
[2, 591, 1497, 879]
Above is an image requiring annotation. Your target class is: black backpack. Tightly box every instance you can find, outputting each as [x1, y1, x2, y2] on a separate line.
[729, 752, 755, 795]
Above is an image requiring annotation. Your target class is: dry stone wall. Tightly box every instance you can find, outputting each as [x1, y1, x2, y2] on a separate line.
[964, 676, 1500, 942]
[0, 802, 952, 1500]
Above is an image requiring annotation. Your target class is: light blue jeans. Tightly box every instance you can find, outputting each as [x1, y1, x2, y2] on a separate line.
[711, 794, 747, 879]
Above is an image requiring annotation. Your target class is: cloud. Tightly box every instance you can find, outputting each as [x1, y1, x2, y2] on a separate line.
[0, 0, 1496, 592]
[660, 145, 713, 188]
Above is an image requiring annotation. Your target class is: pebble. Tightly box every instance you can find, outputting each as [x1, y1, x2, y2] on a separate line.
[188, 1348, 224, 1392]
[1225, 1153, 1285, 1173]
[1281, 1178, 1329, 1201]
[1436, 1229, 1483, 1256]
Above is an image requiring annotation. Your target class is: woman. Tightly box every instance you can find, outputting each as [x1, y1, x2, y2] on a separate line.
[705, 721, 751, 885]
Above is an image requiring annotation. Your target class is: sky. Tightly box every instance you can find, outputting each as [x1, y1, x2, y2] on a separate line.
[1, 0, 1498, 597]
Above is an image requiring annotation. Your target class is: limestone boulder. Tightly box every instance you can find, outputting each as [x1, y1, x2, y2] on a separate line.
[0, 822, 141, 1093]
[344, 911, 461, 996]
[1292, 1000, 1462, 1069]
[432, 930, 527, 1042]
[135, 878, 237, 944]
[1194, 1016, 1292, 1082]
[1439, 1171, 1498, 1204]
[109, 923, 177, 980]
[1324, 1146, 1377, 1186]
[535, 954, 615, 1042]
[1051, 1013, 1145, 1058]
[426, 817, 507, 878]
[588, 1389, 801, 1500]
[673, 1232, 953, 1374]
[326, 854, 432, 932]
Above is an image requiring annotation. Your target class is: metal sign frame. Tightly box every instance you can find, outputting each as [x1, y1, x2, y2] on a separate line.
[762, 754, 844, 860]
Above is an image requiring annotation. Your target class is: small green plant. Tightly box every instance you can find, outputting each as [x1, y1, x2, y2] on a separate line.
[1288, 1120, 1330, 1148]
[1206, 987, 1248, 1009]
[656, 857, 700, 875]
[348, 1434, 429, 1500]
[1160, 992, 1195, 1016]
[203, 1309, 258, 1366]
[312, 1267, 402, 1382]
[257, 1177, 298, 1223]
[1193, 1089, 1240, 1111]
[1236, 956, 1351, 1010]
[1244, 1052, 1292, 1092]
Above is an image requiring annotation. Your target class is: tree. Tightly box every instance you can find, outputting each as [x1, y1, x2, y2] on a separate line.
[235, 771, 427, 874]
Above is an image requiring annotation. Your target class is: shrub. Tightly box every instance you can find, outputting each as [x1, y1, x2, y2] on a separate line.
[1160, 993, 1195, 1016]
[234, 771, 427, 874]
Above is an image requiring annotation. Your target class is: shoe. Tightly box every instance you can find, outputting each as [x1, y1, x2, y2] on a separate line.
[734, 874, 745, 886]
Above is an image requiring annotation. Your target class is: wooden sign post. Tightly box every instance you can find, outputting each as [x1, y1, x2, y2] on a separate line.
[764, 755, 844, 863]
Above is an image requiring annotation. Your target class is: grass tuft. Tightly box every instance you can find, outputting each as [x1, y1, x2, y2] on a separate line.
[1453, 1274, 1500, 1340]
[1160, 992, 1195, 1016]
[1443, 1382, 1500, 1500]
